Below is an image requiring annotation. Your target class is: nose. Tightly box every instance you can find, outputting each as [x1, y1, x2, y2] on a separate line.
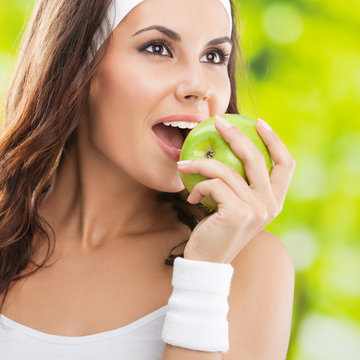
[175, 69, 213, 105]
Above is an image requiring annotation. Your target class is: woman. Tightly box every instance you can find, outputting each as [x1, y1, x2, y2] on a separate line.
[0, 0, 296, 359]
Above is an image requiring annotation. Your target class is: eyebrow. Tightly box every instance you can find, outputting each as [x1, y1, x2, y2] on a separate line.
[132, 25, 233, 47]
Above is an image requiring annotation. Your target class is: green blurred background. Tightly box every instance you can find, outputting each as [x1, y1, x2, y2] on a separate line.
[1, 0, 359, 359]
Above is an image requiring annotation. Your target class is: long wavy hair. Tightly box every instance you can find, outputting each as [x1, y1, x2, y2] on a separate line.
[0, 0, 244, 314]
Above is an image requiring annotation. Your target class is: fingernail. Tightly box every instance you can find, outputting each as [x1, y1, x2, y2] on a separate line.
[258, 118, 272, 131]
[177, 160, 192, 166]
[215, 115, 232, 128]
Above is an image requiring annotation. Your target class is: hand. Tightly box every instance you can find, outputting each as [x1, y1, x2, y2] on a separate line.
[177, 116, 296, 264]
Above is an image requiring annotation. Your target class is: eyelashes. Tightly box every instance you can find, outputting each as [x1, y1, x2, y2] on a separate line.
[138, 38, 231, 66]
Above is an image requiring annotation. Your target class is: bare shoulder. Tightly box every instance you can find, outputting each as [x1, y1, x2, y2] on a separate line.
[232, 229, 294, 272]
[224, 230, 295, 360]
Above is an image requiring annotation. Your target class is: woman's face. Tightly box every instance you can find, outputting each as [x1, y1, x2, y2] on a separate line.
[86, 0, 232, 193]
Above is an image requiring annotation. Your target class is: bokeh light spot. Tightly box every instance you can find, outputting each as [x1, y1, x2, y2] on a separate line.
[288, 152, 328, 200]
[333, 132, 360, 197]
[262, 3, 303, 44]
[298, 313, 360, 360]
[280, 226, 318, 272]
[324, 246, 360, 297]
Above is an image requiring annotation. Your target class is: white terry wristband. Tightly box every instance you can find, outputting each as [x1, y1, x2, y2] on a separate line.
[161, 256, 234, 353]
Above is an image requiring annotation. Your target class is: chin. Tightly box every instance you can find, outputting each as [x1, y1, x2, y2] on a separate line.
[171, 172, 186, 193]
[150, 172, 185, 194]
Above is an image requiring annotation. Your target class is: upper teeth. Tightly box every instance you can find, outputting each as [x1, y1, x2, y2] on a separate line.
[163, 121, 198, 129]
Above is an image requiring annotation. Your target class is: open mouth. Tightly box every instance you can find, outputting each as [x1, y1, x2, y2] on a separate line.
[152, 123, 192, 150]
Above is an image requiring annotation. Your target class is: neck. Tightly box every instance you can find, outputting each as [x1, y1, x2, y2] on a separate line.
[39, 123, 178, 251]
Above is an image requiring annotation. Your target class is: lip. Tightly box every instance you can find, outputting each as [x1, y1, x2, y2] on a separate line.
[151, 114, 207, 162]
[151, 131, 182, 162]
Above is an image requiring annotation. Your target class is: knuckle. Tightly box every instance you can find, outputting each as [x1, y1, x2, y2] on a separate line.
[244, 153, 264, 167]
[229, 165, 239, 177]
[285, 156, 296, 169]
[260, 156, 267, 166]
[253, 153, 266, 166]
[234, 203, 245, 217]
[211, 178, 223, 187]
[193, 180, 206, 190]
[259, 208, 268, 222]
[196, 159, 206, 166]
[243, 211, 253, 223]
[190, 183, 199, 193]
[249, 204, 268, 223]
[269, 207, 279, 219]
[269, 199, 279, 218]
[240, 206, 253, 222]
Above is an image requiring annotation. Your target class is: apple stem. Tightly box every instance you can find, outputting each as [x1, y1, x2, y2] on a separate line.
[206, 149, 215, 158]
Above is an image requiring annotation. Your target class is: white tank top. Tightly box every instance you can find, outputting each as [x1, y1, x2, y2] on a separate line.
[0, 304, 169, 359]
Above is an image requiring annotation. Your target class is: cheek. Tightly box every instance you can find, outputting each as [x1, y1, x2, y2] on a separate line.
[85, 58, 182, 192]
[86, 56, 164, 165]
[212, 71, 232, 112]
[91, 57, 157, 113]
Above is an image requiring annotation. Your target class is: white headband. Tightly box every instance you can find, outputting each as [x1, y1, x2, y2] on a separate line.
[92, 0, 233, 55]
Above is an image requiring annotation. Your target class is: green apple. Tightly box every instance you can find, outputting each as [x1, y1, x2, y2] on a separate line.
[179, 114, 274, 212]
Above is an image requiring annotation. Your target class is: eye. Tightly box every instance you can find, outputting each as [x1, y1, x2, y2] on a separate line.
[139, 39, 230, 66]
[141, 39, 173, 58]
[201, 49, 230, 66]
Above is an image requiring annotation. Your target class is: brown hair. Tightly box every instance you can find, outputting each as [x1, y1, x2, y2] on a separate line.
[0, 0, 243, 314]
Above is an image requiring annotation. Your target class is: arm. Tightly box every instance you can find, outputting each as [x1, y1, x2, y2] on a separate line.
[162, 230, 295, 360]
[224, 230, 295, 360]
[162, 118, 296, 359]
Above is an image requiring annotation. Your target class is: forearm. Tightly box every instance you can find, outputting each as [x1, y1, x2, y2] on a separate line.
[162, 344, 222, 360]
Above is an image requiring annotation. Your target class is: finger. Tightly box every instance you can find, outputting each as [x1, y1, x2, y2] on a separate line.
[178, 158, 258, 205]
[256, 119, 296, 207]
[214, 116, 273, 198]
[187, 177, 247, 216]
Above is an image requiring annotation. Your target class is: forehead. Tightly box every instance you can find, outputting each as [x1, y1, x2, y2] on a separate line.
[121, 0, 230, 37]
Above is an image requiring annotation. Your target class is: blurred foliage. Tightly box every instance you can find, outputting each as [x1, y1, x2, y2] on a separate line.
[233, 0, 360, 359]
[0, 0, 359, 359]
